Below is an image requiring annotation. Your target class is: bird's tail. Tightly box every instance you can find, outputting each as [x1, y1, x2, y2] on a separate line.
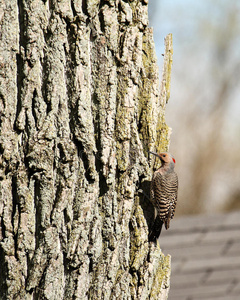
[149, 216, 163, 242]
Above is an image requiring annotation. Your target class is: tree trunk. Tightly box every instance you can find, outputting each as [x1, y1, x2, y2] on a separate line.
[0, 1, 172, 299]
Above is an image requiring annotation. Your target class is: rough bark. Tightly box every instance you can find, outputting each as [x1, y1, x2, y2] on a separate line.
[0, 1, 172, 299]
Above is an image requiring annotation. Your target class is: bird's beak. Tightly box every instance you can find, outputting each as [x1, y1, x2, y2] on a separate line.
[149, 151, 161, 159]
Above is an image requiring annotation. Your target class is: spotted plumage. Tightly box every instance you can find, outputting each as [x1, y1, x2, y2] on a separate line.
[149, 151, 178, 240]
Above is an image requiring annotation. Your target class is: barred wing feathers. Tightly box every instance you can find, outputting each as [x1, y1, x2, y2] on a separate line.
[151, 171, 178, 230]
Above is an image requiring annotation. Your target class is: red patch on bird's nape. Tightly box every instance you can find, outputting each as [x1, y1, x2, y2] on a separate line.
[172, 158, 176, 164]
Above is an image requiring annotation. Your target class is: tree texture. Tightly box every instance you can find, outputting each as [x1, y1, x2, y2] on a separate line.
[0, 0, 172, 299]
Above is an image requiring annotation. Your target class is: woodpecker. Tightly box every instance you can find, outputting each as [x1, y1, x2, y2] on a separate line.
[148, 151, 178, 241]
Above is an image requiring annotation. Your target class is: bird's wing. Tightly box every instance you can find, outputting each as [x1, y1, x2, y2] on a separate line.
[151, 171, 178, 227]
[151, 172, 169, 219]
[169, 172, 178, 219]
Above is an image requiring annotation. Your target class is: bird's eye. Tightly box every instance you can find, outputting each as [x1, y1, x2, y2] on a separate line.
[163, 154, 166, 157]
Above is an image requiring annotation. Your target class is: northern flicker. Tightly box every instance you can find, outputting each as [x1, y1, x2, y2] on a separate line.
[149, 151, 178, 241]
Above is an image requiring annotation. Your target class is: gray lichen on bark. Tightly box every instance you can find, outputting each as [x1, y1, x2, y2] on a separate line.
[0, 0, 172, 299]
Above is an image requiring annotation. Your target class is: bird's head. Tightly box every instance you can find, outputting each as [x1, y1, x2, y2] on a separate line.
[149, 151, 176, 166]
